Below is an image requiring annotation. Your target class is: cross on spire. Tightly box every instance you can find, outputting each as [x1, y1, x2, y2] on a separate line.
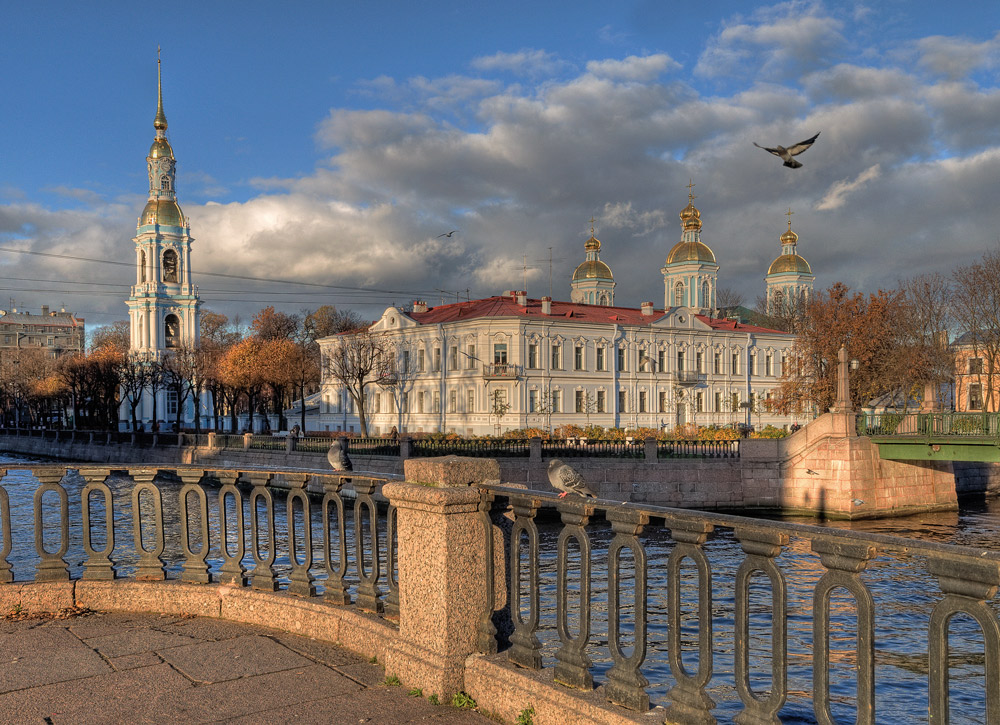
[589, 216, 596, 236]
[785, 207, 794, 230]
[686, 178, 697, 203]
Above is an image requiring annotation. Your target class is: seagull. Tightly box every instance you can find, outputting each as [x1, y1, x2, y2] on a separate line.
[753, 132, 820, 168]
[327, 437, 353, 472]
[547, 459, 597, 499]
[437, 230, 458, 238]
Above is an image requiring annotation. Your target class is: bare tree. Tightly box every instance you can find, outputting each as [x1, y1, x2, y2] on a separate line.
[323, 329, 393, 437]
[715, 286, 745, 314]
[952, 251, 1000, 412]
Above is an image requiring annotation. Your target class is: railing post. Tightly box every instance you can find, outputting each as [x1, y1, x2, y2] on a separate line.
[33, 468, 71, 582]
[207, 431, 216, 449]
[243, 432, 252, 450]
[644, 436, 657, 462]
[0, 471, 11, 583]
[529, 436, 541, 461]
[399, 435, 411, 460]
[285, 435, 295, 453]
[381, 477, 486, 699]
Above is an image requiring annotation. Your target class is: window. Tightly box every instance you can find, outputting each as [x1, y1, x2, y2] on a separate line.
[766, 354, 773, 377]
[373, 393, 381, 414]
[575, 390, 585, 413]
[528, 344, 539, 369]
[418, 392, 425, 414]
[401, 392, 408, 413]
[164, 314, 180, 349]
[696, 391, 704, 412]
[466, 344, 477, 369]
[731, 352, 740, 375]
[433, 348, 441, 372]
[639, 390, 647, 413]
[494, 343, 507, 365]
[449, 346, 458, 371]
[402, 351, 410, 373]
[970, 384, 984, 410]
[551, 390, 561, 413]
[596, 347, 606, 371]
[449, 390, 457, 413]
[638, 349, 649, 372]
[433, 392, 440, 414]
[970, 358, 984, 375]
[731, 392, 740, 412]
[618, 390, 626, 413]
[574, 345, 585, 370]
[749, 352, 757, 376]
[418, 349, 426, 372]
[166, 389, 178, 416]
[696, 351, 703, 373]
[140, 250, 147, 283]
[529, 389, 539, 413]
[597, 390, 606, 413]
[162, 249, 179, 283]
[659, 391, 668, 413]
[676, 350, 685, 372]
[467, 389, 475, 413]
[617, 347, 626, 371]
[658, 349, 666, 373]
[673, 281, 684, 306]
[551, 343, 562, 370]
[714, 352, 722, 374]
[715, 391, 723, 412]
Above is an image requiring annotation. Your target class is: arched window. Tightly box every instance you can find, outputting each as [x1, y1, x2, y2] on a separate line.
[164, 314, 180, 348]
[598, 291, 609, 306]
[140, 250, 147, 283]
[701, 280, 710, 307]
[160, 175, 171, 191]
[772, 289, 784, 312]
[162, 249, 179, 283]
[673, 281, 685, 307]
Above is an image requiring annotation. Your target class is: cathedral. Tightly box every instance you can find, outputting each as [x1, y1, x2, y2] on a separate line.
[124, 55, 204, 429]
[316, 191, 818, 436]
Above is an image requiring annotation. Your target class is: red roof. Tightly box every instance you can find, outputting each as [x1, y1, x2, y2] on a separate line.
[407, 295, 787, 334]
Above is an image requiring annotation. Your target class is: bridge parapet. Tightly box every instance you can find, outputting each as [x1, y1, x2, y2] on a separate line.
[0, 463, 997, 722]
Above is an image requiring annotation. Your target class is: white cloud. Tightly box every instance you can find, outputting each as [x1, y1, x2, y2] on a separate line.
[816, 164, 881, 210]
[916, 33, 1000, 80]
[584, 54, 680, 82]
[471, 49, 565, 76]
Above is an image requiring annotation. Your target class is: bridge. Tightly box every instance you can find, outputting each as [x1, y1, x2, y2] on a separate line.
[859, 411, 1000, 462]
[0, 459, 997, 723]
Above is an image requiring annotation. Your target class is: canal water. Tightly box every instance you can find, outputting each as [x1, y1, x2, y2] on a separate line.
[1, 454, 997, 724]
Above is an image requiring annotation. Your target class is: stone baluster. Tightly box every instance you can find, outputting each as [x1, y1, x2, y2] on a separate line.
[811, 538, 876, 725]
[130, 469, 166, 580]
[177, 470, 211, 584]
[554, 498, 595, 690]
[285, 473, 316, 597]
[321, 474, 350, 604]
[927, 553, 1000, 723]
[508, 494, 542, 670]
[247, 472, 277, 591]
[605, 507, 650, 711]
[78, 468, 116, 581]
[384, 504, 399, 618]
[0, 472, 10, 583]
[734, 526, 789, 725]
[32, 468, 70, 582]
[353, 477, 383, 613]
[476, 489, 499, 654]
[215, 471, 247, 586]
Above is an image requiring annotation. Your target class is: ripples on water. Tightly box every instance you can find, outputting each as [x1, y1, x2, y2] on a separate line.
[2, 453, 998, 724]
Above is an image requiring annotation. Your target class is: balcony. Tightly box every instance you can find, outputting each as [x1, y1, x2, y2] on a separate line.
[483, 363, 522, 379]
[673, 370, 703, 386]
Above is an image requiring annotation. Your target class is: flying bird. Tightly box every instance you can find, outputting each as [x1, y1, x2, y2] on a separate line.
[437, 230, 458, 238]
[547, 459, 597, 499]
[327, 437, 353, 472]
[753, 132, 820, 168]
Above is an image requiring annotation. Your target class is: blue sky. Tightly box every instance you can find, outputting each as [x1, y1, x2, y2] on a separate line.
[2, 1, 1000, 328]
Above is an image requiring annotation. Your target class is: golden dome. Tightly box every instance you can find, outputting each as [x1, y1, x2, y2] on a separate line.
[149, 137, 174, 159]
[666, 241, 716, 265]
[780, 227, 798, 245]
[140, 198, 185, 227]
[768, 254, 812, 275]
[584, 235, 601, 252]
[573, 259, 613, 281]
[679, 202, 702, 231]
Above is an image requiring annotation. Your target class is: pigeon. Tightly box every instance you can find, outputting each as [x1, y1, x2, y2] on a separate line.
[437, 230, 458, 238]
[327, 437, 353, 472]
[753, 132, 820, 168]
[547, 459, 597, 498]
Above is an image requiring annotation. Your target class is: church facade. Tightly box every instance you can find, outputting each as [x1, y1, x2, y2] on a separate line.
[317, 194, 816, 436]
[123, 56, 205, 429]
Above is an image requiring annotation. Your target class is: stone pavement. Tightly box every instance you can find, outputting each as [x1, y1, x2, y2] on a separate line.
[0, 610, 495, 724]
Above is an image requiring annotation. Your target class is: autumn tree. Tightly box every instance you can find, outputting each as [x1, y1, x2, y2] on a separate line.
[304, 305, 363, 338]
[323, 329, 392, 437]
[218, 337, 270, 432]
[251, 306, 299, 341]
[952, 250, 1000, 411]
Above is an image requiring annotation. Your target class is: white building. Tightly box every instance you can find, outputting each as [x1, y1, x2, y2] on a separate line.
[317, 196, 804, 436]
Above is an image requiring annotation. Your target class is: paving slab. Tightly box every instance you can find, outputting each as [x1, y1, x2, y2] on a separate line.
[0, 611, 493, 725]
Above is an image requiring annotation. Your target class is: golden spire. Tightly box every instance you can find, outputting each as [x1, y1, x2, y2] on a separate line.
[780, 207, 798, 245]
[585, 216, 600, 251]
[686, 178, 697, 204]
[679, 178, 702, 231]
[154, 46, 168, 131]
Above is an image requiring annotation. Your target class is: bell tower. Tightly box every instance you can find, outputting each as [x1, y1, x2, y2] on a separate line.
[126, 49, 201, 358]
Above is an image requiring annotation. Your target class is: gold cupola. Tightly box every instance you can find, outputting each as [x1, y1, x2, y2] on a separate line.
[662, 180, 719, 311]
[765, 209, 815, 314]
[140, 49, 184, 229]
[570, 219, 616, 305]
[767, 210, 812, 275]
[665, 181, 716, 265]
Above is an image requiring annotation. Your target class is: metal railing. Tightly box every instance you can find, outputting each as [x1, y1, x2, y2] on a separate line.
[411, 437, 529, 458]
[656, 439, 739, 458]
[541, 438, 644, 458]
[483, 363, 522, 379]
[295, 436, 400, 456]
[857, 411, 1000, 437]
[480, 486, 1000, 722]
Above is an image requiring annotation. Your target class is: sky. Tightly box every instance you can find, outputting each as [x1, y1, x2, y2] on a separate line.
[2, 0, 1000, 332]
